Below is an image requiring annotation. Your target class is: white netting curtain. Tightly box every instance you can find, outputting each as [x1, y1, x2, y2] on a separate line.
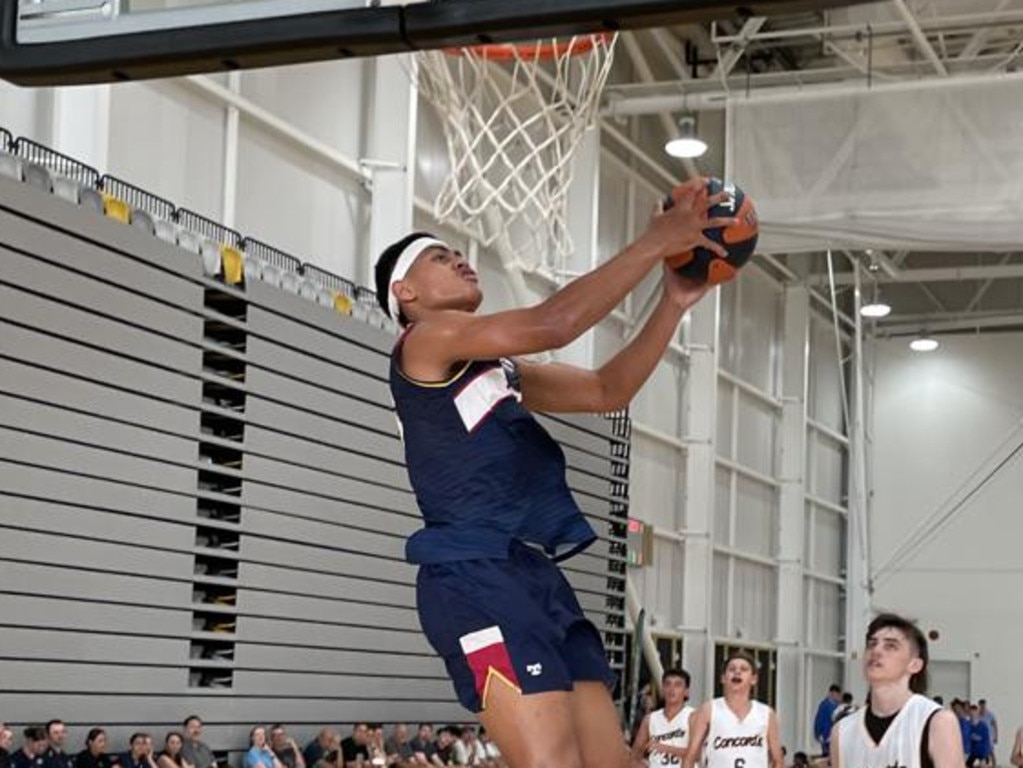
[726, 73, 1023, 254]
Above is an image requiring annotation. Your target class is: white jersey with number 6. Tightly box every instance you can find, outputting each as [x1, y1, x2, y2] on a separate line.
[648, 705, 695, 767]
[704, 698, 770, 768]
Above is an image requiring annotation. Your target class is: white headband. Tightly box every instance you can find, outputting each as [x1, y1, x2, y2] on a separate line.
[388, 237, 449, 320]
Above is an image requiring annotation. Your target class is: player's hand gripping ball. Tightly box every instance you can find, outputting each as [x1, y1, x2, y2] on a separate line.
[664, 177, 758, 285]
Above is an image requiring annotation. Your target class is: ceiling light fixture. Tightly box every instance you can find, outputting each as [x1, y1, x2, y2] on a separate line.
[664, 115, 708, 159]
[910, 336, 939, 352]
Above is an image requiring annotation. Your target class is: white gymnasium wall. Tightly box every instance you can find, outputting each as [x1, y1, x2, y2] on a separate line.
[0, 52, 852, 753]
[870, 333, 1023, 754]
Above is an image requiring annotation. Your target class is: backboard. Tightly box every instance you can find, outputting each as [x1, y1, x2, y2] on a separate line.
[0, 0, 878, 86]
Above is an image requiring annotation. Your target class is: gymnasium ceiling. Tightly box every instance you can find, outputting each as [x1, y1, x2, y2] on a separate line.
[604, 0, 1023, 338]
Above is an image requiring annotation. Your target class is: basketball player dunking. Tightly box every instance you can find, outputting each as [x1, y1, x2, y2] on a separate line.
[631, 669, 696, 768]
[374, 179, 735, 768]
[832, 614, 964, 768]
[683, 653, 783, 768]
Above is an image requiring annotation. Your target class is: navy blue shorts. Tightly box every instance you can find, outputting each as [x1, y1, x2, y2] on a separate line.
[416, 541, 615, 713]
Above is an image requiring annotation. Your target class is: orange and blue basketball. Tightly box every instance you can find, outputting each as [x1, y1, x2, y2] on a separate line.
[664, 177, 758, 285]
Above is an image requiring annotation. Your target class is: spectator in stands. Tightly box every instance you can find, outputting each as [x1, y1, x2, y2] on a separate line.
[180, 718, 215, 768]
[367, 726, 389, 768]
[340, 725, 370, 768]
[476, 730, 502, 768]
[244, 728, 284, 768]
[791, 752, 809, 768]
[11, 727, 47, 768]
[433, 731, 455, 768]
[383, 726, 413, 768]
[312, 736, 342, 768]
[451, 728, 484, 767]
[120, 734, 159, 768]
[43, 721, 74, 768]
[156, 733, 194, 768]
[968, 706, 993, 767]
[74, 728, 113, 768]
[978, 701, 999, 752]
[408, 726, 441, 768]
[813, 684, 842, 757]
[303, 731, 338, 768]
[1, 724, 14, 768]
[269, 727, 304, 768]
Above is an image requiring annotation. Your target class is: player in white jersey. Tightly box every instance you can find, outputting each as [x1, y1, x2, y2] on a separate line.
[683, 652, 782, 768]
[833, 614, 963, 768]
[631, 669, 696, 768]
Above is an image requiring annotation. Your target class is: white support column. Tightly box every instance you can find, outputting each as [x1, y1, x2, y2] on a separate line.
[777, 285, 810, 750]
[557, 124, 601, 367]
[680, 290, 720, 699]
[48, 84, 111, 172]
[365, 54, 418, 287]
[844, 264, 871, 701]
[221, 71, 241, 228]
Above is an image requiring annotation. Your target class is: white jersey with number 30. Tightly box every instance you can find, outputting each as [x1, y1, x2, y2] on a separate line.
[704, 699, 770, 768]
[648, 705, 695, 767]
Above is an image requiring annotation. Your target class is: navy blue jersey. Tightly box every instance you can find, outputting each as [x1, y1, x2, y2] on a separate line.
[390, 333, 596, 564]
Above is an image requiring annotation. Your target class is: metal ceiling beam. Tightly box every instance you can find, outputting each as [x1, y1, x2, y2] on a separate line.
[890, 0, 948, 77]
[963, 253, 1017, 313]
[879, 312, 1023, 335]
[619, 31, 699, 179]
[711, 16, 768, 78]
[812, 263, 1023, 286]
[958, 0, 1015, 60]
[650, 27, 692, 80]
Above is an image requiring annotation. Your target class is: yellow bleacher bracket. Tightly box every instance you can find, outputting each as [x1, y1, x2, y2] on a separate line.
[333, 292, 353, 315]
[221, 245, 244, 285]
[101, 193, 131, 224]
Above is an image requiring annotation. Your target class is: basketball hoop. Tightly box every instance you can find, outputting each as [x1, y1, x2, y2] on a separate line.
[415, 33, 617, 273]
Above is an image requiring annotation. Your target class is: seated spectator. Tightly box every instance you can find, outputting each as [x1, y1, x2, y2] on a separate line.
[12, 727, 47, 768]
[340, 726, 370, 768]
[451, 728, 484, 767]
[312, 737, 341, 768]
[180, 718, 215, 768]
[269, 728, 304, 768]
[43, 721, 74, 768]
[244, 729, 283, 768]
[366, 727, 387, 768]
[383, 726, 413, 768]
[475, 731, 502, 768]
[434, 731, 455, 768]
[156, 733, 194, 768]
[407, 727, 440, 768]
[791, 752, 810, 768]
[120, 734, 159, 768]
[303, 732, 338, 768]
[75, 729, 112, 768]
[1, 725, 14, 768]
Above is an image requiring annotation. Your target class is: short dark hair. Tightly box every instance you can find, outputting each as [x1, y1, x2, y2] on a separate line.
[663, 668, 691, 687]
[979, 699, 987, 705]
[45, 721, 64, 737]
[841, 692, 854, 704]
[866, 613, 929, 693]
[829, 684, 842, 693]
[722, 650, 758, 674]
[24, 727, 47, 742]
[374, 231, 437, 325]
[183, 716, 202, 728]
[933, 696, 944, 705]
[129, 734, 149, 747]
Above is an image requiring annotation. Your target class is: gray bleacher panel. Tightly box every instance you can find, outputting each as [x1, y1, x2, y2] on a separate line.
[0, 164, 626, 739]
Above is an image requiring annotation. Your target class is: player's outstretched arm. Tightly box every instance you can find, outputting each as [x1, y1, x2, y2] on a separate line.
[682, 704, 712, 768]
[767, 710, 784, 768]
[401, 180, 733, 376]
[930, 711, 968, 768]
[518, 265, 710, 413]
[631, 716, 652, 768]
[830, 724, 842, 768]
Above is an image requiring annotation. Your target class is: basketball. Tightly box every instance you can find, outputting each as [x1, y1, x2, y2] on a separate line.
[664, 177, 759, 285]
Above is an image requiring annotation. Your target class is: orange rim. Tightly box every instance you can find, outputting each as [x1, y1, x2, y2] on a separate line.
[446, 33, 614, 61]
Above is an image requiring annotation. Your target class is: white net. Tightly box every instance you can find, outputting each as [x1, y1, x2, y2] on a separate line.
[416, 35, 617, 272]
[727, 72, 1023, 254]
